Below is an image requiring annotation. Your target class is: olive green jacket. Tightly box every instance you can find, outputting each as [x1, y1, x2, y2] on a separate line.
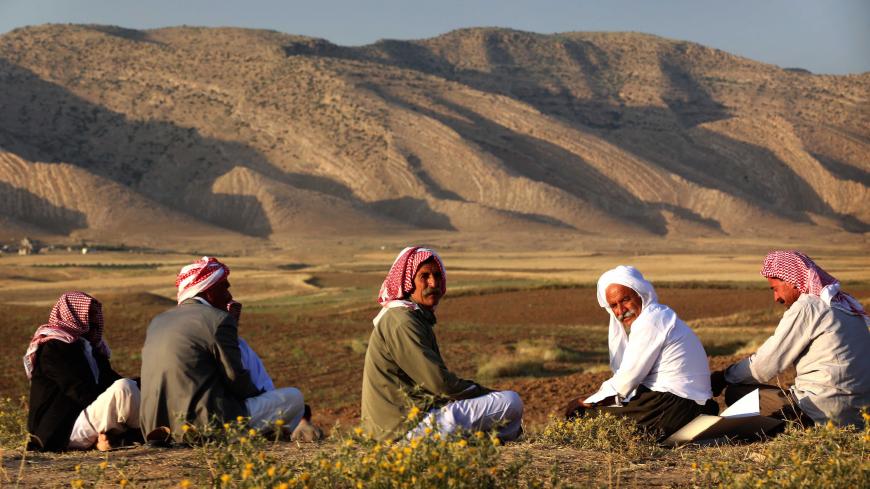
[360, 306, 489, 440]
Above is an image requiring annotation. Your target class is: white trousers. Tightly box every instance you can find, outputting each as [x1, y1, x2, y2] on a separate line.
[245, 387, 306, 431]
[407, 390, 524, 441]
[68, 379, 140, 449]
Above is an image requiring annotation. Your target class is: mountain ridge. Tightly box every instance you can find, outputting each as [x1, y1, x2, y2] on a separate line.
[0, 24, 866, 244]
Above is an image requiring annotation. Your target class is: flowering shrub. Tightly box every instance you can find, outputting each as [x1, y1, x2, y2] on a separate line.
[184, 410, 532, 488]
[0, 397, 28, 449]
[693, 417, 870, 488]
[538, 412, 661, 458]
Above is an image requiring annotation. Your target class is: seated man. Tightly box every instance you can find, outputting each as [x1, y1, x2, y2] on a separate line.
[564, 266, 716, 440]
[361, 246, 524, 441]
[711, 251, 870, 427]
[140, 257, 318, 442]
[25, 292, 140, 451]
[228, 301, 275, 392]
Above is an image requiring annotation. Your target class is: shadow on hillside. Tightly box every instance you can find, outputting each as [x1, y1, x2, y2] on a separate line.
[812, 153, 870, 186]
[0, 58, 415, 237]
[85, 25, 166, 46]
[312, 38, 867, 233]
[368, 197, 455, 231]
[0, 182, 88, 234]
[363, 84, 670, 235]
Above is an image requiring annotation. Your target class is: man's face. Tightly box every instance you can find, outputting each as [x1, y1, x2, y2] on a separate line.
[605, 283, 643, 327]
[767, 277, 801, 308]
[203, 278, 233, 310]
[409, 261, 443, 310]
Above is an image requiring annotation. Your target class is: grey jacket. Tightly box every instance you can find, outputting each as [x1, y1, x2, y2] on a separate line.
[140, 299, 261, 440]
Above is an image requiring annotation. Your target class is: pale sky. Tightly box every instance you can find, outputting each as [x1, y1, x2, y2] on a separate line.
[1, 0, 868, 74]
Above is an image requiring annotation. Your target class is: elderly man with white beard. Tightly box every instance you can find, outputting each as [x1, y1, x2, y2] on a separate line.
[563, 266, 717, 440]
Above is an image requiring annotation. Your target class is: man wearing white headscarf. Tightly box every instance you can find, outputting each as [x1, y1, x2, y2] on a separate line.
[564, 266, 716, 439]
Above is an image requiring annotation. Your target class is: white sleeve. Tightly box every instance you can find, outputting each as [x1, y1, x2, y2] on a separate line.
[725, 303, 813, 384]
[238, 338, 275, 392]
[599, 322, 666, 400]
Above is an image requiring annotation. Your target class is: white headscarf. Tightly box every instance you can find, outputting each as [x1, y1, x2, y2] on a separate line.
[596, 266, 658, 373]
[591, 265, 712, 405]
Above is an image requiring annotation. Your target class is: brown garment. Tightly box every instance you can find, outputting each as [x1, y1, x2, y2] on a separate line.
[723, 383, 814, 427]
[566, 385, 718, 440]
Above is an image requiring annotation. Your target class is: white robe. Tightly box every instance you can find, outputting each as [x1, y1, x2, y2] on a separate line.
[586, 266, 712, 406]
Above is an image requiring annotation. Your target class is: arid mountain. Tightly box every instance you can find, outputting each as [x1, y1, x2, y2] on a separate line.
[0, 24, 867, 243]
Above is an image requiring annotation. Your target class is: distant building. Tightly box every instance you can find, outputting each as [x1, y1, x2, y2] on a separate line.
[18, 237, 40, 255]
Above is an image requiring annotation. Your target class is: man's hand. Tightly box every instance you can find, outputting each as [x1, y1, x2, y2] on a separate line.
[710, 370, 728, 397]
[227, 301, 243, 322]
[563, 396, 586, 419]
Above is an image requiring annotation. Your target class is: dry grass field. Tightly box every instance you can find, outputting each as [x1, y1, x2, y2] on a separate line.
[1, 244, 868, 487]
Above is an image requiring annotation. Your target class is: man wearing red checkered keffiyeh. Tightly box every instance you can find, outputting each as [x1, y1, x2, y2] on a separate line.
[711, 251, 870, 428]
[25, 292, 140, 452]
[373, 246, 447, 325]
[140, 256, 321, 444]
[362, 246, 524, 442]
[760, 250, 868, 324]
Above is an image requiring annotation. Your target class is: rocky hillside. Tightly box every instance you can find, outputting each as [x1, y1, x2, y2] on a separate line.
[0, 25, 866, 242]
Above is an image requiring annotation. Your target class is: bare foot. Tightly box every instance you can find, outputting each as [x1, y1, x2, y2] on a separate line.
[290, 419, 323, 442]
[96, 433, 112, 451]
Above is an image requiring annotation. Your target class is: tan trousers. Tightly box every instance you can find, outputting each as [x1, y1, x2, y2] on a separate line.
[68, 379, 140, 449]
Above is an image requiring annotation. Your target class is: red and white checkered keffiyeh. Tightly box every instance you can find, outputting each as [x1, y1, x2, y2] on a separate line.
[761, 250, 868, 324]
[176, 256, 230, 304]
[23, 292, 110, 379]
[377, 246, 446, 307]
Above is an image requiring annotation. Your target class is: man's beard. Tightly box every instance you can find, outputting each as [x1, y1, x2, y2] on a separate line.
[619, 310, 635, 322]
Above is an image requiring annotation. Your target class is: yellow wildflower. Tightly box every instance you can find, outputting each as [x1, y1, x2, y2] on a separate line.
[239, 436, 249, 444]
[354, 427, 364, 436]
[120, 480, 129, 488]
[182, 424, 191, 433]
[334, 461, 342, 470]
[237, 415, 245, 423]
[344, 439, 355, 447]
[179, 480, 191, 488]
[99, 461, 109, 470]
[71, 479, 84, 489]
[267, 466, 276, 477]
[223, 423, 231, 430]
[275, 419, 285, 427]
[220, 474, 232, 484]
[407, 406, 421, 420]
